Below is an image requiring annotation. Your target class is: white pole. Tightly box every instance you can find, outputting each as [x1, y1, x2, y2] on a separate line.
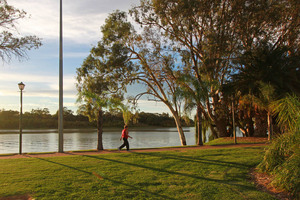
[58, 0, 64, 152]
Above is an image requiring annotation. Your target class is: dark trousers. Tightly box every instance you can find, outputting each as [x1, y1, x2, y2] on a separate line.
[119, 138, 129, 150]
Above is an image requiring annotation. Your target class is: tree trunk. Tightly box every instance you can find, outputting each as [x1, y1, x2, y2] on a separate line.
[211, 94, 229, 137]
[196, 106, 203, 145]
[267, 111, 272, 141]
[215, 117, 228, 137]
[97, 109, 103, 150]
[210, 124, 218, 139]
[247, 118, 255, 137]
[171, 111, 186, 146]
[254, 109, 268, 137]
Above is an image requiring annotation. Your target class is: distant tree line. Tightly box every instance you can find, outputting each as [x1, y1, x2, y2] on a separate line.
[0, 107, 192, 129]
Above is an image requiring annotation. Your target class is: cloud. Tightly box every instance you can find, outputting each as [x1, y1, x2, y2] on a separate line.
[0, 71, 77, 98]
[0, 0, 174, 115]
[9, 0, 140, 44]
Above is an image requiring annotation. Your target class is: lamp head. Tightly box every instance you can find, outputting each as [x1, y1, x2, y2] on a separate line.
[18, 82, 25, 91]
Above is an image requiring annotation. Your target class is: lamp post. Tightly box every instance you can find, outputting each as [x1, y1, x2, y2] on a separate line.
[18, 82, 25, 154]
[58, 0, 64, 153]
[232, 95, 237, 144]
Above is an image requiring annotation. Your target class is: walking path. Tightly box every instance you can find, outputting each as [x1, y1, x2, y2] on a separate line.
[0, 143, 267, 159]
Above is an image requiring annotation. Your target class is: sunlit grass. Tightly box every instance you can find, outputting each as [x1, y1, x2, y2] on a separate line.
[205, 137, 268, 146]
[0, 146, 276, 200]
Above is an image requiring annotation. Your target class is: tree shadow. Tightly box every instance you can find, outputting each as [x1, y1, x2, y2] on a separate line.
[81, 154, 256, 191]
[28, 155, 176, 200]
[131, 151, 254, 169]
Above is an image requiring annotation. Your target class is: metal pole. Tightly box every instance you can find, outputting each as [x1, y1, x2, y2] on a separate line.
[19, 90, 23, 154]
[232, 96, 237, 144]
[58, 0, 64, 152]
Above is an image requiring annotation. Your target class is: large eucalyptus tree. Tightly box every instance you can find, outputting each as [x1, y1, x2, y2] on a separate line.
[90, 11, 188, 145]
[130, 0, 300, 138]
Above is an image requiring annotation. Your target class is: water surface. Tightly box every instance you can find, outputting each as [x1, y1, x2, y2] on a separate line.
[0, 127, 196, 154]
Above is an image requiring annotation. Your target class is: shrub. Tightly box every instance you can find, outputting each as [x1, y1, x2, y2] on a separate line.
[272, 147, 300, 198]
[258, 131, 299, 197]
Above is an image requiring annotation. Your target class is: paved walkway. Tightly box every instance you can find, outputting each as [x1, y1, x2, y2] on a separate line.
[0, 143, 267, 159]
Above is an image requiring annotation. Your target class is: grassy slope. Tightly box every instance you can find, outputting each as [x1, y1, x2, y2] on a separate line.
[0, 146, 276, 200]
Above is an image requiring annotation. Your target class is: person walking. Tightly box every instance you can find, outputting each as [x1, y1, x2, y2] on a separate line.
[118, 125, 132, 151]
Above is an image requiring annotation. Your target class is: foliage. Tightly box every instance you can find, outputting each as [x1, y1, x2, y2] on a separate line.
[225, 42, 300, 138]
[131, 0, 299, 138]
[271, 94, 300, 133]
[272, 146, 300, 198]
[88, 10, 189, 145]
[0, 0, 42, 62]
[229, 43, 300, 98]
[0, 147, 276, 200]
[0, 108, 189, 129]
[258, 132, 299, 198]
[258, 95, 300, 197]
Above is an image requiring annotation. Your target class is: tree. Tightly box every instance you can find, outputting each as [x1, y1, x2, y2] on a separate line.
[118, 103, 133, 125]
[76, 54, 125, 150]
[131, 0, 239, 138]
[176, 74, 210, 145]
[256, 83, 276, 141]
[95, 11, 188, 145]
[131, 0, 300, 138]
[0, 0, 41, 62]
[227, 42, 300, 139]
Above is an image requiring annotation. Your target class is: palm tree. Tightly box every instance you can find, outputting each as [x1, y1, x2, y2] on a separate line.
[256, 83, 276, 141]
[271, 94, 300, 133]
[177, 74, 210, 145]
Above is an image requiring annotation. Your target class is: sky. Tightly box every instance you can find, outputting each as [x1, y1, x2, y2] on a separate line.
[0, 0, 171, 115]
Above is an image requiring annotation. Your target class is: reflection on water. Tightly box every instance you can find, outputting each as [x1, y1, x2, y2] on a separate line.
[0, 127, 196, 154]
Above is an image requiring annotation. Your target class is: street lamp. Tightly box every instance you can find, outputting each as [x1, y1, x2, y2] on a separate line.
[18, 82, 25, 154]
[58, 0, 64, 153]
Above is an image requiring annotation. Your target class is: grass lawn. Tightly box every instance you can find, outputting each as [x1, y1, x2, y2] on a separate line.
[205, 137, 268, 146]
[0, 146, 276, 200]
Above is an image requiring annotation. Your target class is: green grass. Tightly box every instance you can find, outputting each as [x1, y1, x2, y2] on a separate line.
[205, 137, 268, 146]
[0, 147, 276, 200]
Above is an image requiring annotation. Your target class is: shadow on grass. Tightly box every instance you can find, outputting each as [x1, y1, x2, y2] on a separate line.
[27, 155, 176, 200]
[131, 151, 254, 168]
[82, 154, 256, 191]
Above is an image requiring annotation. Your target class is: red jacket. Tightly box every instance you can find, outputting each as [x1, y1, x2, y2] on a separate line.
[121, 128, 128, 139]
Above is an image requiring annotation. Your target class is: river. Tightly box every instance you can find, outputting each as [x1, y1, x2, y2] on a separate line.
[0, 127, 197, 154]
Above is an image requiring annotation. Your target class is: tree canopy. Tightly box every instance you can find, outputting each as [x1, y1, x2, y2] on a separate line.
[0, 0, 42, 62]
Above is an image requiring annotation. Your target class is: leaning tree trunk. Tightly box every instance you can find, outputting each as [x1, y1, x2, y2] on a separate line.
[171, 110, 186, 146]
[97, 109, 104, 150]
[196, 105, 203, 146]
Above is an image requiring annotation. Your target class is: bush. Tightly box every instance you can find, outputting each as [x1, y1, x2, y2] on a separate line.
[258, 131, 299, 198]
[272, 147, 300, 198]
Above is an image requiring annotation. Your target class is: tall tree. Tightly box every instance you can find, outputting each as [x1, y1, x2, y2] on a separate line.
[76, 54, 125, 150]
[131, 0, 300, 138]
[131, 0, 238, 137]
[96, 11, 188, 145]
[0, 0, 41, 62]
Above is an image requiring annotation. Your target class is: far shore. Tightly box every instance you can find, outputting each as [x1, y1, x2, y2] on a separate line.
[0, 126, 192, 134]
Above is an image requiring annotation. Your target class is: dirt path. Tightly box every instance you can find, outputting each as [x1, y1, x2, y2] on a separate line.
[0, 143, 267, 159]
